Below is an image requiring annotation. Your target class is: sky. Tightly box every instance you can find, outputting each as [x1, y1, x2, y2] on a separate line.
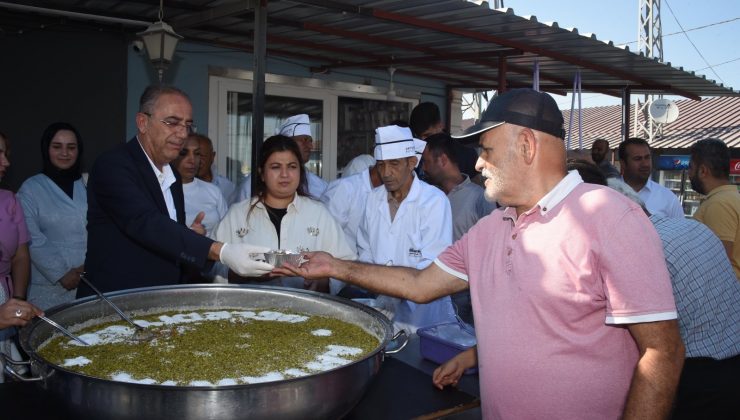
[474, 0, 740, 110]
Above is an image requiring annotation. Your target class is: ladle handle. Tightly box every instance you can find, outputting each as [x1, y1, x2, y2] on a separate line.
[38, 315, 90, 346]
[79, 272, 140, 330]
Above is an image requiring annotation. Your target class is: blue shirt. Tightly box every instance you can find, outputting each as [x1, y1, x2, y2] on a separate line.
[651, 215, 740, 359]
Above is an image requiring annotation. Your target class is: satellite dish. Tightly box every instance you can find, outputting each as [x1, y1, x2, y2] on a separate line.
[649, 99, 679, 124]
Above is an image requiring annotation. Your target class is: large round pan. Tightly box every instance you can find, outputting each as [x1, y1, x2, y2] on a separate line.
[6, 284, 403, 420]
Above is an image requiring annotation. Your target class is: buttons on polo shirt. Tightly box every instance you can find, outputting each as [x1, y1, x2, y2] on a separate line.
[507, 248, 512, 256]
[512, 233, 517, 240]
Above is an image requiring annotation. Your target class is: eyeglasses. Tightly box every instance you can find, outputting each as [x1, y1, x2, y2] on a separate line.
[143, 112, 197, 135]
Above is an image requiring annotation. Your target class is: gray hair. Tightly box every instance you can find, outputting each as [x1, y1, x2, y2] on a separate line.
[138, 85, 191, 114]
[607, 178, 651, 215]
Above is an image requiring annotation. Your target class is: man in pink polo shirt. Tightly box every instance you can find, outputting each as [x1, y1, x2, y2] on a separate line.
[274, 89, 684, 419]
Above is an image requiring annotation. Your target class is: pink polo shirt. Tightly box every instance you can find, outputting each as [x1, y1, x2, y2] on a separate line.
[435, 171, 677, 420]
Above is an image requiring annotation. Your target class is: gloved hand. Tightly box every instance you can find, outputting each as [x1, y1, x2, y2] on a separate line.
[219, 243, 274, 277]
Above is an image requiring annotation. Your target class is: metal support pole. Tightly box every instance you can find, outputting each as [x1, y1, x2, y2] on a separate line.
[251, 0, 267, 192]
[621, 86, 631, 144]
[445, 85, 453, 133]
[498, 54, 507, 93]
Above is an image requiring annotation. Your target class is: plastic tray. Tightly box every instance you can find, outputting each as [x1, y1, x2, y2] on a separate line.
[416, 322, 477, 375]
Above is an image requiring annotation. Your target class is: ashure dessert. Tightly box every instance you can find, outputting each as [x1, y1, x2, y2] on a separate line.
[38, 309, 379, 386]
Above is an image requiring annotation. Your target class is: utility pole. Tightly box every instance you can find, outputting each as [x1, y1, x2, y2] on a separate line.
[635, 0, 663, 142]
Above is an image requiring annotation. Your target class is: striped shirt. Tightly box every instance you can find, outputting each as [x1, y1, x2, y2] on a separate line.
[651, 215, 740, 359]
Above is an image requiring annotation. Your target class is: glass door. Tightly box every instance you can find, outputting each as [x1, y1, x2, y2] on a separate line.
[337, 97, 412, 175]
[209, 77, 333, 184]
[209, 74, 417, 181]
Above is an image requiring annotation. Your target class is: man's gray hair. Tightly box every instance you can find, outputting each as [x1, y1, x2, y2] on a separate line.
[607, 178, 651, 215]
[139, 85, 191, 114]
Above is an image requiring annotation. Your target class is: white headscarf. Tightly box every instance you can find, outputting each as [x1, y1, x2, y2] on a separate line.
[275, 114, 312, 137]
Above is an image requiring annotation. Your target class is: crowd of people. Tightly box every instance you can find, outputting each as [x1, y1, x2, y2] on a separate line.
[0, 85, 737, 418]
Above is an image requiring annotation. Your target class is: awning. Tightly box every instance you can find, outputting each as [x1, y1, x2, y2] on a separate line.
[1, 0, 737, 100]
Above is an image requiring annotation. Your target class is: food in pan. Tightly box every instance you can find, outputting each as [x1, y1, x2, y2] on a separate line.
[38, 308, 378, 386]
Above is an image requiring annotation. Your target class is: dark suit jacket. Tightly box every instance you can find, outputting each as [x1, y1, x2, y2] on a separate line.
[79, 138, 214, 297]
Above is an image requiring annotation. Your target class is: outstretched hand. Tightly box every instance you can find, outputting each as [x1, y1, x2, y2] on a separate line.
[220, 243, 274, 277]
[271, 251, 337, 279]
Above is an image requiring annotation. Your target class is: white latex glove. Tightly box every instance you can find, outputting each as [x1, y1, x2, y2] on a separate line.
[219, 243, 274, 277]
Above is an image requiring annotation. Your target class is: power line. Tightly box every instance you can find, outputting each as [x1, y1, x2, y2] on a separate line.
[663, 0, 725, 84]
[554, 94, 605, 108]
[619, 16, 740, 45]
[694, 56, 740, 72]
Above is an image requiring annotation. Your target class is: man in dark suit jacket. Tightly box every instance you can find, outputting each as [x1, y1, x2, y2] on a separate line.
[80, 86, 271, 296]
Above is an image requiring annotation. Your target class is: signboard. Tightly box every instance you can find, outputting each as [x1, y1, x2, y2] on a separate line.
[656, 155, 690, 170]
[731, 159, 740, 175]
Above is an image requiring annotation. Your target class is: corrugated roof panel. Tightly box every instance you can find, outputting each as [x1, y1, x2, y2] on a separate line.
[562, 97, 740, 149]
[0, 0, 737, 97]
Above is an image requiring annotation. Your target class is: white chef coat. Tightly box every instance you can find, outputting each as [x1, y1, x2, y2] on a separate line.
[182, 178, 228, 236]
[233, 171, 327, 204]
[357, 173, 456, 331]
[320, 168, 374, 253]
[17, 174, 87, 310]
[211, 194, 355, 292]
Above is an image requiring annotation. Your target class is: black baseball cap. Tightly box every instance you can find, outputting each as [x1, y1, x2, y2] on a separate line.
[452, 88, 565, 141]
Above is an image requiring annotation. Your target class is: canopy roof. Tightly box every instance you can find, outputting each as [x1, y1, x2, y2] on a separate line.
[2, 0, 737, 100]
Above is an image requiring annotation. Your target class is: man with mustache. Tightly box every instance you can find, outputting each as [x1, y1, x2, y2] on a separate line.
[618, 137, 684, 218]
[81, 85, 272, 296]
[275, 89, 684, 419]
[353, 125, 456, 332]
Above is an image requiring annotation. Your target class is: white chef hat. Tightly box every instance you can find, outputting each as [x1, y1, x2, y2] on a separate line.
[374, 125, 426, 168]
[342, 154, 376, 177]
[275, 114, 312, 137]
[413, 138, 426, 168]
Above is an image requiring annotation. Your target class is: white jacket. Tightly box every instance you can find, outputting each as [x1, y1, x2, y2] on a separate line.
[182, 178, 228, 236]
[17, 175, 87, 309]
[211, 194, 355, 292]
[320, 168, 373, 253]
[358, 174, 456, 331]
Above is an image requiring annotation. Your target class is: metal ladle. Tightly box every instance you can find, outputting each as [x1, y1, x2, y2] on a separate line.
[79, 273, 154, 341]
[37, 315, 90, 346]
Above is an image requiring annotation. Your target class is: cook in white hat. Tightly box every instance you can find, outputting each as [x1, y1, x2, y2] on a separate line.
[357, 124, 456, 332]
[275, 114, 313, 165]
[374, 125, 426, 195]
